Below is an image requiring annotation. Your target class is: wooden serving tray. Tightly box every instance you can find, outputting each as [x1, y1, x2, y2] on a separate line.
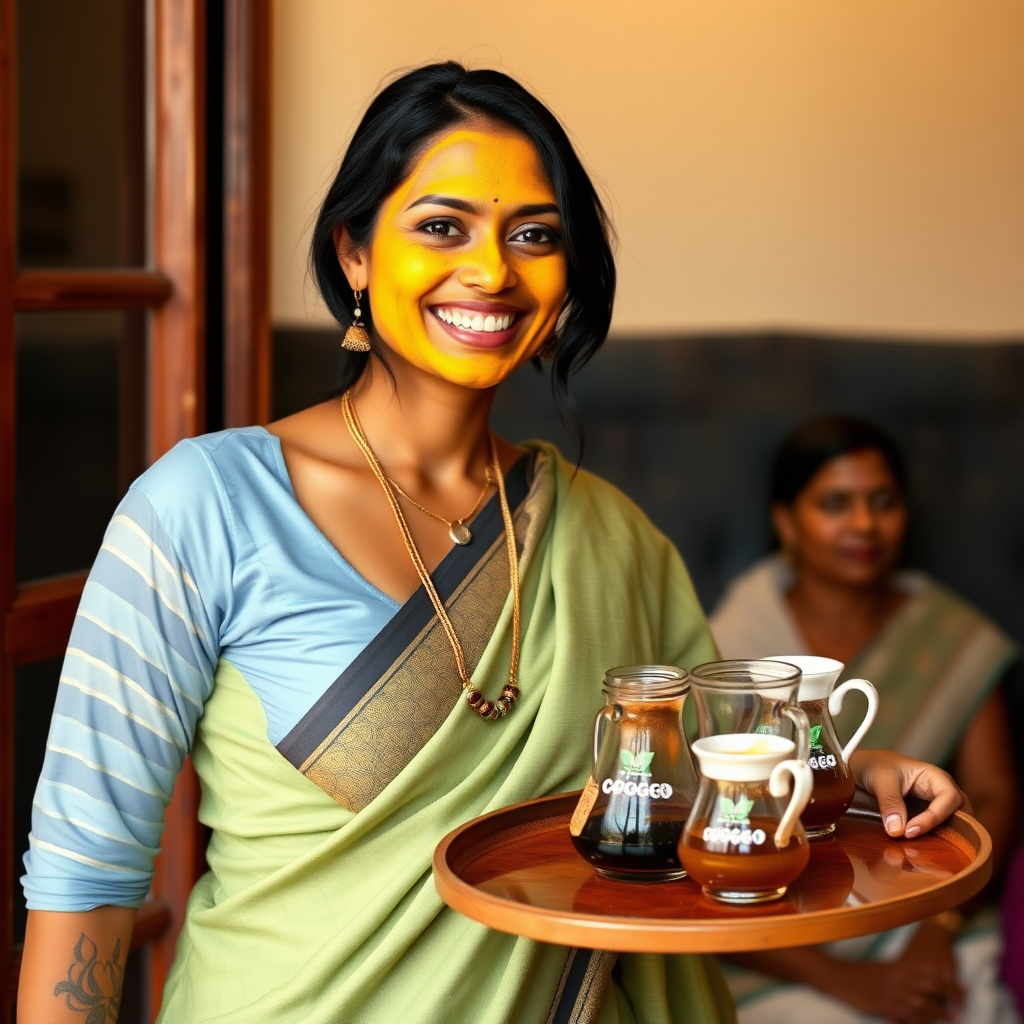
[433, 791, 991, 953]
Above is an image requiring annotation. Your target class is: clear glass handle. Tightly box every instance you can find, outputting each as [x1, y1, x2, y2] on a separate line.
[829, 678, 879, 763]
[782, 705, 811, 760]
[592, 704, 622, 767]
[770, 758, 813, 847]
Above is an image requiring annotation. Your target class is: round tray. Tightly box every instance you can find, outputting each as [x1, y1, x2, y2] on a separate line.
[433, 791, 991, 953]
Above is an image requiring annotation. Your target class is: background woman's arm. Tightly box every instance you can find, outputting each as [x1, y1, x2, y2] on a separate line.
[730, 942, 963, 1024]
[19, 908, 137, 1023]
[952, 687, 1017, 875]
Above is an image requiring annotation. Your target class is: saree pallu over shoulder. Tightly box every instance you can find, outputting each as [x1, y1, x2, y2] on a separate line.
[711, 556, 1020, 767]
[838, 578, 1020, 765]
[277, 451, 539, 813]
[158, 444, 730, 1024]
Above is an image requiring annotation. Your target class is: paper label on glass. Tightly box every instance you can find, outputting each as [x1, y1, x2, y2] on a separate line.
[569, 776, 599, 837]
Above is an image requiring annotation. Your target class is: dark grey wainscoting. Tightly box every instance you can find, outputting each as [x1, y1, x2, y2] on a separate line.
[273, 328, 1024, 645]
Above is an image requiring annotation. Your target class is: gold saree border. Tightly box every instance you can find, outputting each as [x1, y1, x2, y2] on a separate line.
[280, 451, 551, 812]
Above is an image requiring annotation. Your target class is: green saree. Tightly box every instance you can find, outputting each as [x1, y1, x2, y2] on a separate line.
[156, 444, 733, 1024]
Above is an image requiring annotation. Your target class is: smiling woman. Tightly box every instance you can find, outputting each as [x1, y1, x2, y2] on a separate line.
[309, 63, 614, 438]
[335, 128, 567, 389]
[17, 66, 967, 1024]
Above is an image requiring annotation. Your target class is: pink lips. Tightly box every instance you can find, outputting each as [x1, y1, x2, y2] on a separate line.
[840, 545, 883, 565]
[429, 303, 525, 350]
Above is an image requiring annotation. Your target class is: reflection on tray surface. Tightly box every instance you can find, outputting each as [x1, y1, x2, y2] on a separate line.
[464, 814, 970, 920]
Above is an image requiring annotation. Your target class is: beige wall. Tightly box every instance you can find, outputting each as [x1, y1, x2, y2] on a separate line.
[272, 0, 1024, 339]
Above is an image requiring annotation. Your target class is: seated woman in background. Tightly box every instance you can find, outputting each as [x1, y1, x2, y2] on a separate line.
[711, 415, 1021, 1024]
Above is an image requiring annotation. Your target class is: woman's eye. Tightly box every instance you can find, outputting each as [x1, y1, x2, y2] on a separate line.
[818, 493, 849, 514]
[511, 224, 558, 246]
[870, 490, 902, 512]
[420, 219, 463, 239]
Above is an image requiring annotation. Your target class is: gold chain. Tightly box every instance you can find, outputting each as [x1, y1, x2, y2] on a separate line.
[385, 466, 494, 546]
[341, 392, 522, 720]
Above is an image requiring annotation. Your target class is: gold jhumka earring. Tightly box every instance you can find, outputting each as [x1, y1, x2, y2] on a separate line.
[341, 289, 371, 352]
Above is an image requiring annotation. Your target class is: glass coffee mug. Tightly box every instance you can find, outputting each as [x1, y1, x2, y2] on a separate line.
[764, 655, 879, 838]
[570, 665, 698, 881]
[679, 733, 813, 903]
[689, 659, 811, 760]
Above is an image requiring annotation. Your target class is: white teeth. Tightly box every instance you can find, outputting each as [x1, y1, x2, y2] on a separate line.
[434, 307, 515, 333]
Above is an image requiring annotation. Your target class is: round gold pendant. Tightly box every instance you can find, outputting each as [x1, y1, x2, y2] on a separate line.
[449, 522, 472, 546]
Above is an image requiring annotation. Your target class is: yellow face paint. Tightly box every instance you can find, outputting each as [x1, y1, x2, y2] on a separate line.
[361, 128, 567, 389]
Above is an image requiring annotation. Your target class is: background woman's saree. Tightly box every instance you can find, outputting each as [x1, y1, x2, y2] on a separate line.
[157, 444, 733, 1024]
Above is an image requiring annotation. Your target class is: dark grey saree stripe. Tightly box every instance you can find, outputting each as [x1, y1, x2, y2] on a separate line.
[549, 948, 599, 1024]
[277, 452, 533, 768]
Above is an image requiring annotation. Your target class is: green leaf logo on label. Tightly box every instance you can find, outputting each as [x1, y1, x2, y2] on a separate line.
[809, 724, 823, 751]
[719, 795, 754, 824]
[620, 749, 655, 777]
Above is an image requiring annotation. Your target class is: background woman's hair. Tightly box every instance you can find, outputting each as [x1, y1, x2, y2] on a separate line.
[769, 415, 908, 506]
[309, 61, 616, 457]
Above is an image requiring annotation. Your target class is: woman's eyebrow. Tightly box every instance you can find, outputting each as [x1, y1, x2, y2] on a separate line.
[405, 195, 561, 218]
[515, 202, 560, 217]
[406, 194, 477, 213]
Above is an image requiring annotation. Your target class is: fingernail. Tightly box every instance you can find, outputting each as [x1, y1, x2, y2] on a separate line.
[885, 814, 903, 834]
[905, 824, 922, 838]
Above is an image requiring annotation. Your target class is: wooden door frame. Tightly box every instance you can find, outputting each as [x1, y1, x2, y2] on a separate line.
[1, 0, 272, 1013]
[0, 0, 18, 1008]
[145, 1, 209, 1013]
[224, 0, 272, 428]
[0, 1, 269, 1020]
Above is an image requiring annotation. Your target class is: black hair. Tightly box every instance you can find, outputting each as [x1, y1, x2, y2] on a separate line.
[309, 62, 616, 455]
[769, 416, 908, 506]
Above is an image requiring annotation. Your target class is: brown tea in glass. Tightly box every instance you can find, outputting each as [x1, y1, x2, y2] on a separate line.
[679, 734, 813, 903]
[765, 656, 878, 838]
[569, 665, 698, 882]
[798, 697, 857, 831]
[680, 815, 811, 896]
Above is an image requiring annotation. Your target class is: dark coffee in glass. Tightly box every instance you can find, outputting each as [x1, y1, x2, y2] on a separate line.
[569, 665, 698, 882]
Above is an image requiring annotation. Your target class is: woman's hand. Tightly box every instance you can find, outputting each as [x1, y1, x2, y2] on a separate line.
[850, 749, 968, 838]
[820, 927, 963, 1024]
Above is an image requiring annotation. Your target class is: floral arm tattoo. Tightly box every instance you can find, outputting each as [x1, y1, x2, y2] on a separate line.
[54, 933, 124, 1023]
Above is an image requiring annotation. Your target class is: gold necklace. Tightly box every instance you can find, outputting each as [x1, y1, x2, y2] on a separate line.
[386, 466, 494, 546]
[341, 392, 521, 721]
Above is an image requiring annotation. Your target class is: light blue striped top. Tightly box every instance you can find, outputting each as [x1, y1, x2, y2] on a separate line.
[22, 428, 399, 911]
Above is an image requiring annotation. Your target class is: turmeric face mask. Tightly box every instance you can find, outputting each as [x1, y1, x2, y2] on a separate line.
[356, 128, 567, 389]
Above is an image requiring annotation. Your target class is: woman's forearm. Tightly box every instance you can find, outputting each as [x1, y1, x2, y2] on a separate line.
[729, 946, 842, 989]
[18, 907, 137, 1023]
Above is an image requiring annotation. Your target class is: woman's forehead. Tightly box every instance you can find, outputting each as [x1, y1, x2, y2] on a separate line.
[388, 129, 556, 209]
[811, 449, 900, 489]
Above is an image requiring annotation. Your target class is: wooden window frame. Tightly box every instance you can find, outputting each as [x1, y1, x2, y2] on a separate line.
[1, 1, 269, 1019]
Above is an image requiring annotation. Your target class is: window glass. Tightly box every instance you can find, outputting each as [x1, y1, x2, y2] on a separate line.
[17, 0, 145, 268]
[16, 311, 147, 582]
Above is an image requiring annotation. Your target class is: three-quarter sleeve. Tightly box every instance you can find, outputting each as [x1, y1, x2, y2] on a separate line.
[22, 444, 227, 911]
